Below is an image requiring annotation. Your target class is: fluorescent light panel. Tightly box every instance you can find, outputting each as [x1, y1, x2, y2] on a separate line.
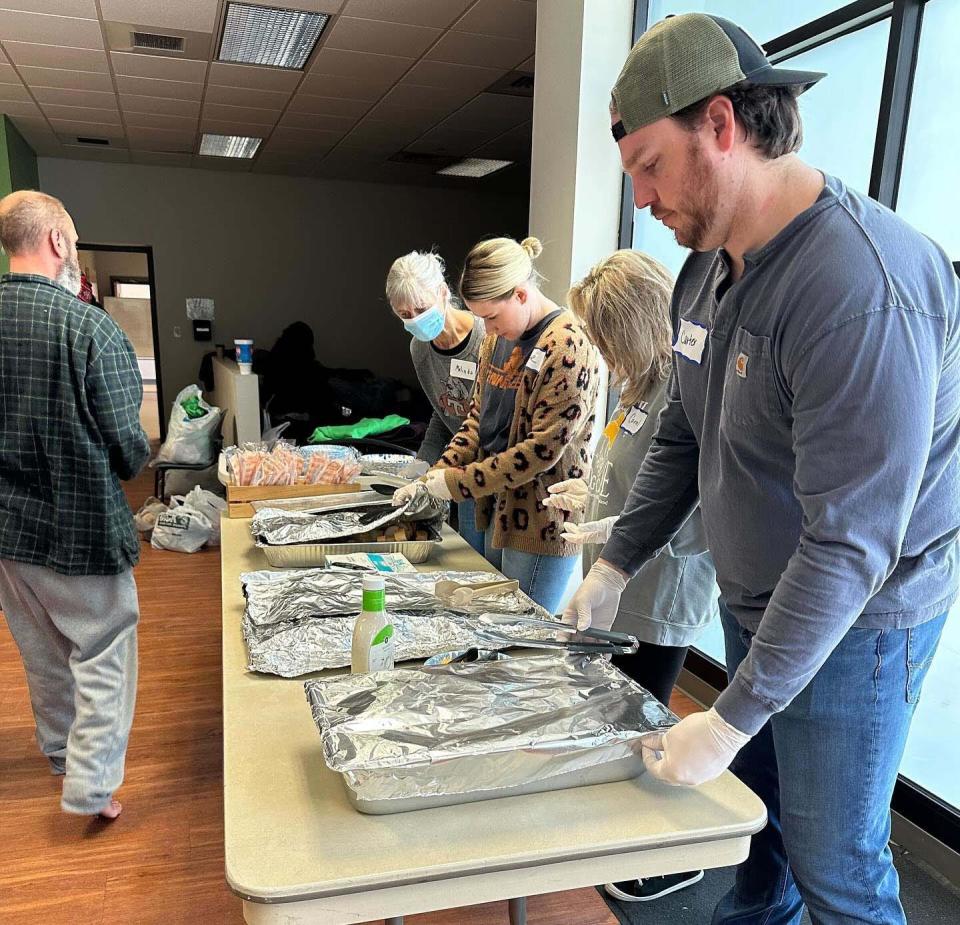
[219, 3, 329, 69]
[199, 133, 262, 158]
[437, 158, 513, 178]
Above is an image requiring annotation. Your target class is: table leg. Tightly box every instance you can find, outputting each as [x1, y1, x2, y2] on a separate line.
[508, 897, 527, 925]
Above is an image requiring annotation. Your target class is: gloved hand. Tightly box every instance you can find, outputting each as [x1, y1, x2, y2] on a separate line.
[562, 560, 627, 631]
[423, 468, 453, 501]
[391, 481, 421, 507]
[560, 516, 617, 545]
[544, 478, 588, 513]
[641, 707, 751, 787]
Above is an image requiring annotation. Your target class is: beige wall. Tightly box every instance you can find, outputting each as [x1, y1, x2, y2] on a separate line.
[39, 158, 529, 401]
[89, 250, 148, 301]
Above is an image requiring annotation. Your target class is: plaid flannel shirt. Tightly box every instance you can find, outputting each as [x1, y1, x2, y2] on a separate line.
[0, 273, 150, 575]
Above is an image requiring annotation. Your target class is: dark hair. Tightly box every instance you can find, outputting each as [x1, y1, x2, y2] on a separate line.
[671, 83, 803, 159]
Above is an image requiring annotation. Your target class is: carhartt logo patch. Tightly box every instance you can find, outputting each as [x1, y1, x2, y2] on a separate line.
[736, 353, 749, 379]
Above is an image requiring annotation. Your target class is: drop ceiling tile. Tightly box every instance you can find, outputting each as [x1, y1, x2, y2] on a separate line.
[471, 120, 531, 160]
[131, 150, 192, 166]
[340, 118, 422, 148]
[124, 110, 198, 131]
[42, 104, 121, 124]
[32, 87, 119, 109]
[278, 111, 357, 132]
[192, 155, 253, 173]
[0, 64, 21, 85]
[381, 82, 474, 113]
[269, 126, 345, 148]
[114, 75, 204, 100]
[2, 43, 108, 72]
[362, 103, 445, 134]
[0, 84, 31, 103]
[126, 126, 197, 152]
[401, 59, 503, 94]
[0, 10, 103, 49]
[0, 0, 98, 16]
[18, 67, 115, 92]
[111, 52, 207, 83]
[299, 72, 393, 102]
[0, 100, 44, 118]
[343, 0, 472, 28]
[50, 120, 126, 140]
[208, 62, 302, 93]
[61, 143, 131, 162]
[311, 47, 413, 82]
[324, 16, 440, 58]
[204, 84, 292, 110]
[406, 124, 490, 156]
[120, 94, 200, 117]
[17, 131, 62, 155]
[519, 54, 534, 72]
[202, 102, 281, 126]
[427, 30, 531, 70]
[99, 0, 217, 33]
[287, 93, 371, 118]
[8, 115, 58, 146]
[438, 92, 532, 133]
[452, 0, 537, 42]
[198, 119, 271, 138]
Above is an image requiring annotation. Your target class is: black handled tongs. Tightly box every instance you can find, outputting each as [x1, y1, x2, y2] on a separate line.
[476, 614, 639, 655]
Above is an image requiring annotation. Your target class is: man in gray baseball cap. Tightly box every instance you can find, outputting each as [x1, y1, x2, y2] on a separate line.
[567, 12, 960, 922]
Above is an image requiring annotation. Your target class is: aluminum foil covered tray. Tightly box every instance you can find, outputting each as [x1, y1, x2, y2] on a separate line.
[240, 569, 552, 677]
[304, 654, 677, 813]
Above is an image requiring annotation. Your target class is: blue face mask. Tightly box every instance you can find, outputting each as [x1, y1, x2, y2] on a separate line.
[403, 302, 445, 342]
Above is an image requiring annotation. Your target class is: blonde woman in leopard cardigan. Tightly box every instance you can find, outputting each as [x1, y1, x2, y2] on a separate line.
[393, 235, 601, 612]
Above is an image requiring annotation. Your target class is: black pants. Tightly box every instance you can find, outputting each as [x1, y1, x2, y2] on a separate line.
[611, 641, 689, 707]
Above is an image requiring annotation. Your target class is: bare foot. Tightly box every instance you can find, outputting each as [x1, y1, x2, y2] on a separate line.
[98, 798, 123, 820]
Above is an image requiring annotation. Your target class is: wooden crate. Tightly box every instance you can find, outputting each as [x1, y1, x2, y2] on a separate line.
[225, 481, 361, 518]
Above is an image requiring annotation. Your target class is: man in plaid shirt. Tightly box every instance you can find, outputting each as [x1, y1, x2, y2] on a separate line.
[0, 190, 149, 819]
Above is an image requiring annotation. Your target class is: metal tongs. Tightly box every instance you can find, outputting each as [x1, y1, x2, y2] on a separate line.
[475, 614, 639, 655]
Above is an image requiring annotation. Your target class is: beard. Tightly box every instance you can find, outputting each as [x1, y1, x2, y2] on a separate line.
[56, 250, 82, 295]
[671, 137, 719, 251]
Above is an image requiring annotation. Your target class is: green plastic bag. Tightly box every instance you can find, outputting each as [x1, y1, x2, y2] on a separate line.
[309, 414, 410, 444]
[181, 395, 208, 419]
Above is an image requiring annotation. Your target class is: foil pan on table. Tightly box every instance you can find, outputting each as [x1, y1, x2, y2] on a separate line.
[304, 654, 677, 813]
[240, 569, 553, 677]
[359, 453, 414, 477]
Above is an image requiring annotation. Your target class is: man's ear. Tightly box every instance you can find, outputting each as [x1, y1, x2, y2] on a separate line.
[704, 95, 737, 153]
[50, 227, 68, 259]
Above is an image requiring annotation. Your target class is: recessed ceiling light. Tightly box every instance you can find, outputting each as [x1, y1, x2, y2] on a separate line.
[199, 134, 262, 158]
[437, 158, 513, 178]
[219, 3, 329, 70]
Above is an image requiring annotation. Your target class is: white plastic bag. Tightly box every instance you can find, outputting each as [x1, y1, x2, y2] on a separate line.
[152, 385, 223, 466]
[180, 486, 227, 546]
[134, 496, 167, 535]
[150, 503, 213, 553]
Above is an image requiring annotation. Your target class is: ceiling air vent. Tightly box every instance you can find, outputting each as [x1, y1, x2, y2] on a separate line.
[131, 31, 185, 52]
[76, 137, 111, 146]
[486, 71, 535, 98]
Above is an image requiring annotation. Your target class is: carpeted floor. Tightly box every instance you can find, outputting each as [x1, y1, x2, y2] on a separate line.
[602, 844, 960, 924]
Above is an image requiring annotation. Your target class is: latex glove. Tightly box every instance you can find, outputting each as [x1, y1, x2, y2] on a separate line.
[422, 468, 453, 501]
[391, 481, 421, 507]
[641, 707, 751, 787]
[562, 560, 627, 632]
[561, 516, 617, 546]
[544, 478, 588, 513]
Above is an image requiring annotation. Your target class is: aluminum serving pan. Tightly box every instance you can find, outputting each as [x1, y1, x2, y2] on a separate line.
[304, 653, 677, 814]
[259, 524, 442, 567]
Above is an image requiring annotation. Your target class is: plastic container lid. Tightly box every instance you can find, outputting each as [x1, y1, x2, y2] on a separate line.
[362, 574, 385, 592]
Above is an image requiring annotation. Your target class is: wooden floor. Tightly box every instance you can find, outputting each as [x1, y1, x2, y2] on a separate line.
[0, 465, 698, 925]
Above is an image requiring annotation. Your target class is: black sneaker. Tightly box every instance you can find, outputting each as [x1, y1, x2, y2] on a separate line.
[604, 870, 704, 902]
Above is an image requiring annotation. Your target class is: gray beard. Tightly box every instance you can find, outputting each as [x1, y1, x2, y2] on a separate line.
[56, 259, 81, 296]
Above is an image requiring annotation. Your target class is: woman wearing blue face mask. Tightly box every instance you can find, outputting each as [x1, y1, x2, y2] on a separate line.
[386, 250, 486, 554]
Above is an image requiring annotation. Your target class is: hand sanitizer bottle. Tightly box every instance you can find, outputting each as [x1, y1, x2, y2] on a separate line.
[351, 574, 395, 673]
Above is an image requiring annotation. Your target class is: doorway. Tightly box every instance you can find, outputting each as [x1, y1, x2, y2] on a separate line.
[76, 244, 164, 442]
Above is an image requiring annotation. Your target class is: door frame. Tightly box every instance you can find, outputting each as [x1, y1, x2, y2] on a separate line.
[77, 242, 165, 441]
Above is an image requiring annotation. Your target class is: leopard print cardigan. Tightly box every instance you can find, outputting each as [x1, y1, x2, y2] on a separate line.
[435, 310, 601, 558]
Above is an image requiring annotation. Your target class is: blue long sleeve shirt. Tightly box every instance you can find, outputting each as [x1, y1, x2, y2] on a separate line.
[602, 175, 960, 735]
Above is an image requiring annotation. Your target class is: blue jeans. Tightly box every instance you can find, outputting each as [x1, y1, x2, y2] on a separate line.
[715, 603, 946, 925]
[483, 526, 582, 614]
[456, 498, 486, 556]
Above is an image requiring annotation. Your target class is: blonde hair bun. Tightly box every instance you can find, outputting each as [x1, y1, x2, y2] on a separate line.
[520, 236, 543, 259]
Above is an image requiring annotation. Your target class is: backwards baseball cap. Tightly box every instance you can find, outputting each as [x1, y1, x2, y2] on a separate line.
[611, 13, 826, 141]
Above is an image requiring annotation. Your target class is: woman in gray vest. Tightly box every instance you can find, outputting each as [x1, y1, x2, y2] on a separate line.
[546, 249, 717, 904]
[386, 250, 485, 553]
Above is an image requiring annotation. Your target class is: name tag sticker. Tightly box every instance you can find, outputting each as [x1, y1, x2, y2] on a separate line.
[673, 319, 708, 365]
[526, 348, 546, 373]
[621, 402, 649, 435]
[450, 359, 477, 381]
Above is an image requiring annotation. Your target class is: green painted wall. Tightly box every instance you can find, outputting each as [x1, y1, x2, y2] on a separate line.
[0, 117, 40, 275]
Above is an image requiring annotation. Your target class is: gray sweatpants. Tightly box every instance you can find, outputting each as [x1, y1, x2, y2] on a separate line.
[0, 559, 139, 815]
